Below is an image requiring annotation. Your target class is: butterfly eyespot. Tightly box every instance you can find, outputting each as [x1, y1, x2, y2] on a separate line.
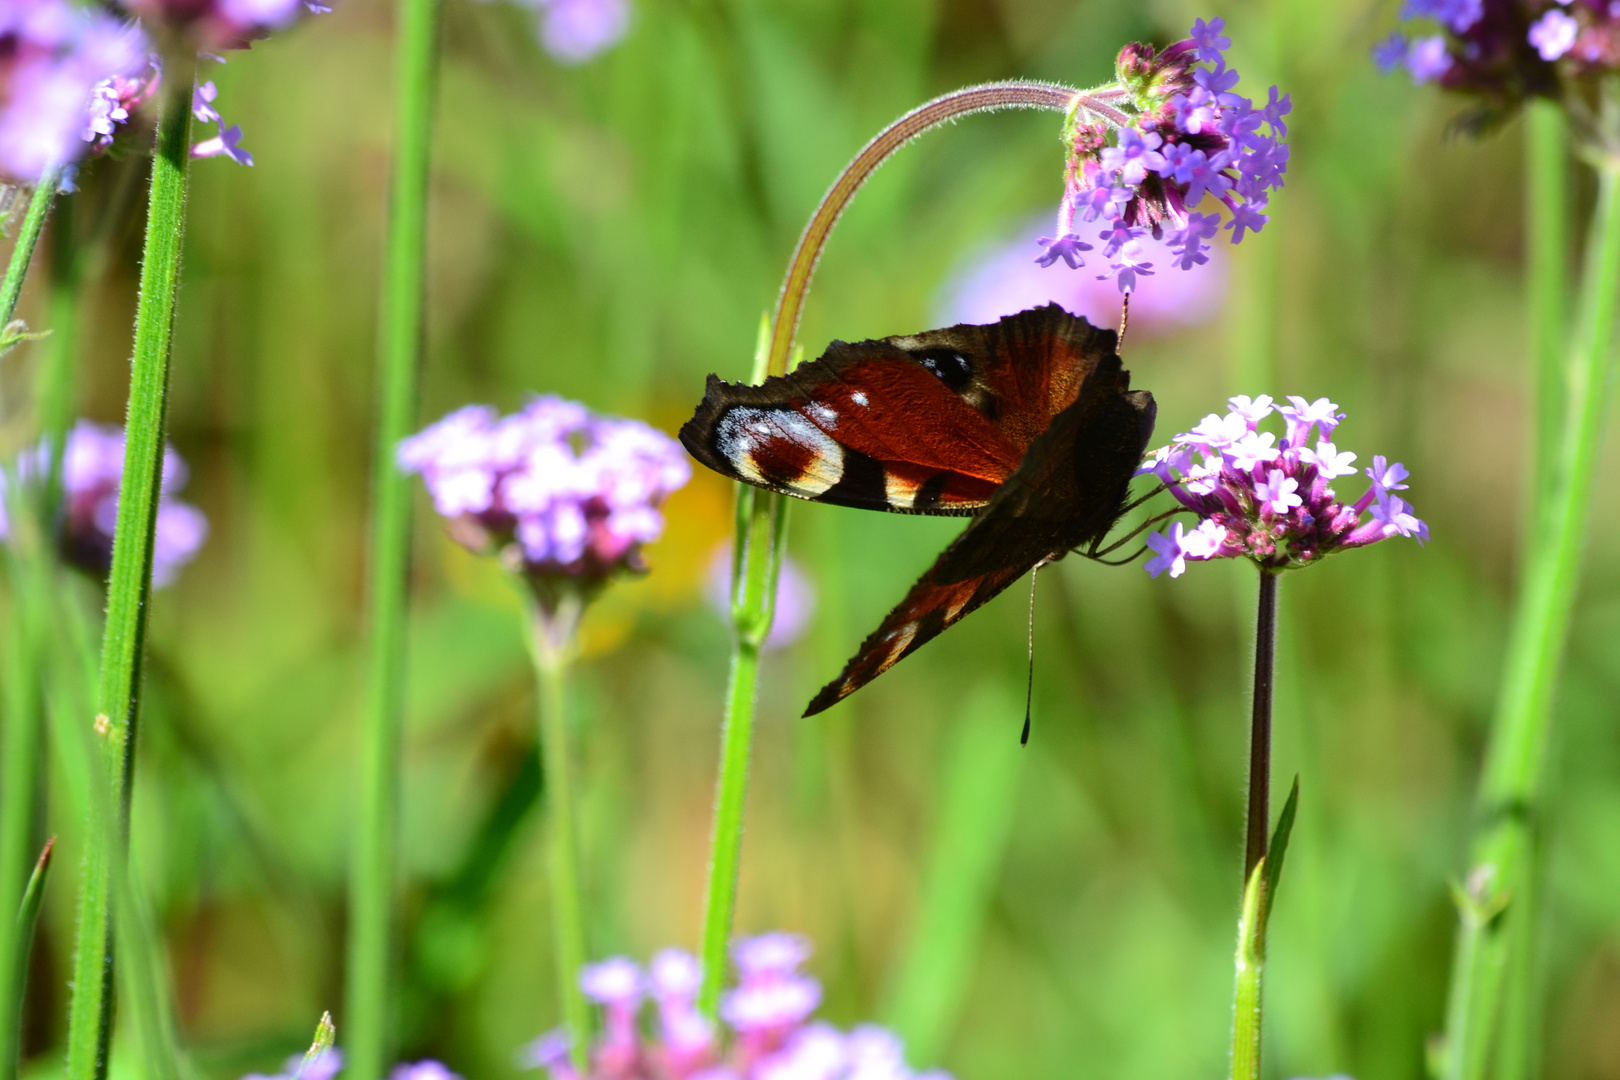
[715, 406, 845, 495]
[914, 348, 973, 391]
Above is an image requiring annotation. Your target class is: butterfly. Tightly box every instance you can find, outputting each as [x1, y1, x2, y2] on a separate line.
[679, 303, 1157, 718]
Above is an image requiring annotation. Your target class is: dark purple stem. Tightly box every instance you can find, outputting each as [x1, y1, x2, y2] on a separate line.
[1245, 568, 1278, 882]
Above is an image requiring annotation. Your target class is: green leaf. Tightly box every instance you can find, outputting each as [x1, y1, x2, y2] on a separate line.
[295, 1013, 337, 1080]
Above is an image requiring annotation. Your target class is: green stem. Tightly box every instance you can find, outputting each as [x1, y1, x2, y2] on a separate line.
[1526, 102, 1570, 517]
[0, 167, 60, 336]
[529, 596, 590, 1072]
[1231, 859, 1267, 1080]
[0, 555, 44, 1080]
[1492, 100, 1568, 1080]
[63, 60, 194, 1080]
[1440, 160, 1620, 1080]
[344, 0, 441, 1070]
[695, 79, 1083, 1014]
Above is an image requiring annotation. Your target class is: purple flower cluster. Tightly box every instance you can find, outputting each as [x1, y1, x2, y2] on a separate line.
[535, 0, 630, 63]
[522, 935, 948, 1080]
[0, 0, 149, 183]
[128, 0, 328, 51]
[242, 1047, 458, 1080]
[941, 218, 1226, 338]
[1037, 17, 1290, 294]
[0, 420, 208, 587]
[1139, 395, 1427, 577]
[1373, 1, 1620, 128]
[399, 397, 690, 588]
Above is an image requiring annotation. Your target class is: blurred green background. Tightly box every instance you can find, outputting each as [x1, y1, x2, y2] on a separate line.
[10, 0, 1620, 1078]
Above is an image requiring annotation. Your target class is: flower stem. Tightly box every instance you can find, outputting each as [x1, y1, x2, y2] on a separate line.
[1230, 858, 1267, 1080]
[63, 61, 194, 1080]
[528, 596, 591, 1072]
[0, 167, 60, 337]
[1526, 101, 1569, 519]
[345, 0, 441, 1071]
[1244, 569, 1278, 883]
[760, 80, 1077, 379]
[696, 79, 1082, 1014]
[1440, 159, 1620, 1080]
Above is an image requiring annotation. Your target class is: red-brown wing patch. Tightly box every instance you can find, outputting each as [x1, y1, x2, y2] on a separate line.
[680, 305, 1121, 517]
[802, 561, 1031, 716]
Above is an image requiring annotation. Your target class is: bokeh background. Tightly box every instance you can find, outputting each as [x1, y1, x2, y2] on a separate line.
[9, 1, 1620, 1079]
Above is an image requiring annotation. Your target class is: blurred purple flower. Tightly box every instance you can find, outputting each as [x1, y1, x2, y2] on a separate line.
[399, 396, 690, 593]
[537, 0, 629, 63]
[939, 216, 1225, 338]
[388, 1063, 462, 1080]
[705, 543, 815, 649]
[0, 0, 149, 182]
[0, 420, 207, 587]
[192, 122, 253, 165]
[1529, 8, 1579, 58]
[128, 0, 309, 49]
[1140, 395, 1427, 575]
[522, 938, 946, 1080]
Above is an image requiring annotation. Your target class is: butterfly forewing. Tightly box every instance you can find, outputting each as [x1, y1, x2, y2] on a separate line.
[680, 305, 1117, 516]
[802, 350, 1156, 716]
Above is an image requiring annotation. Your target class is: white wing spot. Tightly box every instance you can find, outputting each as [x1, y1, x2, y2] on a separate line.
[851, 391, 869, 407]
[805, 402, 838, 430]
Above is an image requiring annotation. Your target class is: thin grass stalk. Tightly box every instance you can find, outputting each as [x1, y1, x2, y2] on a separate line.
[0, 168, 61, 337]
[528, 596, 590, 1070]
[0, 549, 44, 1080]
[345, 0, 441, 1070]
[63, 61, 193, 1080]
[1492, 99, 1568, 1080]
[1441, 160, 1620, 1080]
[4, 836, 53, 1072]
[695, 80, 1083, 1014]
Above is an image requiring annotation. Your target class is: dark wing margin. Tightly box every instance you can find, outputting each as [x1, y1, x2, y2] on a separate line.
[802, 352, 1156, 716]
[678, 305, 1120, 517]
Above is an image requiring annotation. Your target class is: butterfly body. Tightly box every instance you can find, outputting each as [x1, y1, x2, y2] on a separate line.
[680, 304, 1155, 716]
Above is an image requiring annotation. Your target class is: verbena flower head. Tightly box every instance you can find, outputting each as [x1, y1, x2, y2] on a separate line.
[126, 0, 321, 50]
[399, 396, 690, 599]
[941, 219, 1226, 338]
[536, 0, 630, 63]
[242, 1049, 461, 1080]
[1140, 394, 1427, 576]
[0, 0, 149, 182]
[0, 420, 208, 588]
[521, 936, 949, 1080]
[1374, 0, 1620, 144]
[1037, 16, 1289, 294]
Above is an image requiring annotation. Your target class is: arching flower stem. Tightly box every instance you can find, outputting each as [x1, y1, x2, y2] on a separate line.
[0, 167, 63, 360]
[698, 81, 1086, 1015]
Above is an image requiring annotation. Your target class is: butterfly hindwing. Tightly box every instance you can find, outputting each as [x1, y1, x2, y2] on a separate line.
[802, 350, 1156, 716]
[680, 305, 1119, 516]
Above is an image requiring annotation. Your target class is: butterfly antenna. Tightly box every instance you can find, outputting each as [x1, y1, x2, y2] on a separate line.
[1023, 559, 1048, 746]
[1117, 293, 1131, 351]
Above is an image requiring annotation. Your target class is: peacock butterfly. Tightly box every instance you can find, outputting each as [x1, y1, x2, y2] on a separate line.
[680, 303, 1156, 717]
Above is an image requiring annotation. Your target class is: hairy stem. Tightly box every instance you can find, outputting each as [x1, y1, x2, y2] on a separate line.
[0, 168, 60, 336]
[697, 80, 1082, 1014]
[344, 0, 441, 1071]
[63, 62, 194, 1080]
[1245, 570, 1278, 883]
[1440, 158, 1620, 1080]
